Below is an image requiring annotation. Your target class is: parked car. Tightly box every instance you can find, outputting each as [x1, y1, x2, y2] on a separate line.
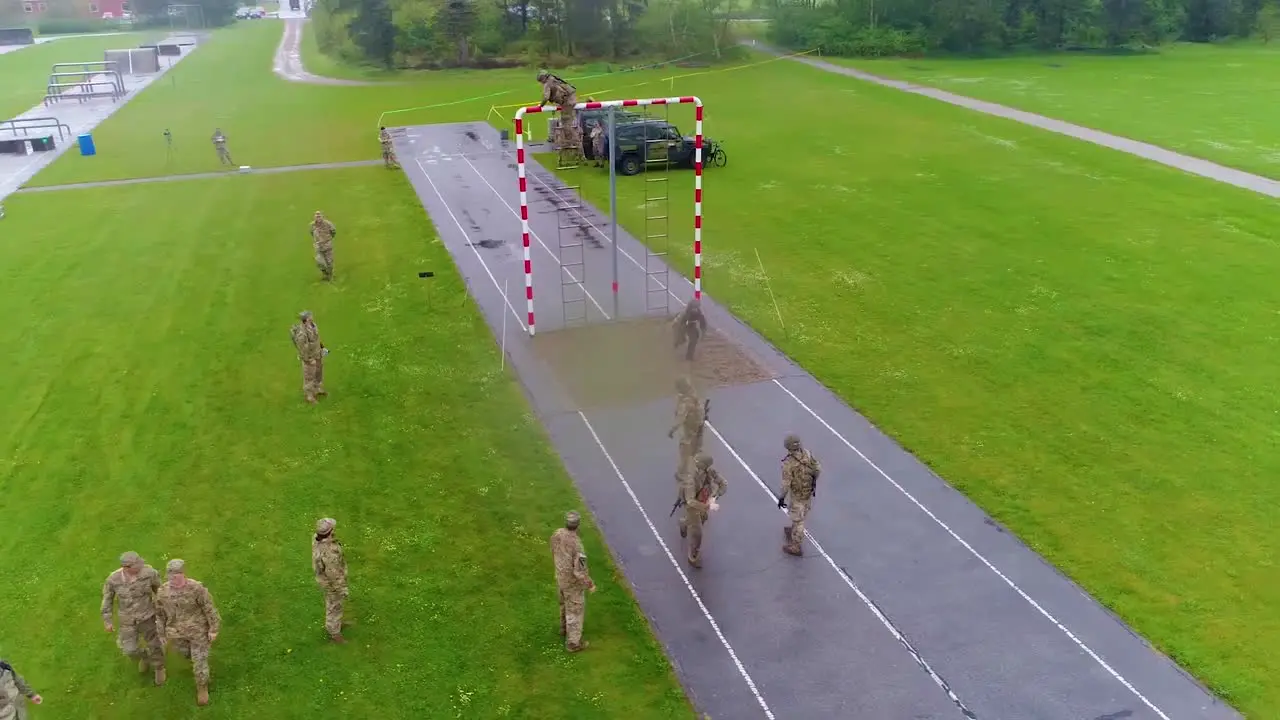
[609, 119, 723, 176]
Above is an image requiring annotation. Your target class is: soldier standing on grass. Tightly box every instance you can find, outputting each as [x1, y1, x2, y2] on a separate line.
[590, 123, 605, 168]
[550, 511, 596, 653]
[313, 517, 350, 644]
[680, 453, 727, 569]
[778, 434, 821, 557]
[101, 551, 167, 686]
[379, 127, 400, 169]
[290, 310, 327, 404]
[0, 659, 42, 720]
[667, 377, 706, 482]
[211, 128, 234, 166]
[672, 298, 708, 362]
[156, 559, 221, 707]
[311, 211, 336, 281]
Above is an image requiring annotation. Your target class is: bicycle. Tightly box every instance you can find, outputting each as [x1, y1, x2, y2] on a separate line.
[706, 141, 727, 168]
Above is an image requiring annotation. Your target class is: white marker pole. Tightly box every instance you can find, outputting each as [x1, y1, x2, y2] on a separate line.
[501, 278, 509, 371]
[755, 248, 787, 338]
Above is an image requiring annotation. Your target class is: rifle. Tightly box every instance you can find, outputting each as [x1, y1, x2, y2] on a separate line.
[693, 398, 711, 447]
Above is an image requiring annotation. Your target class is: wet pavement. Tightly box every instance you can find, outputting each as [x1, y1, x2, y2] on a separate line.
[393, 120, 1242, 720]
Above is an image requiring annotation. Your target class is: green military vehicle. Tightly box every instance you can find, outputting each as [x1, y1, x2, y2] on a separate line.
[607, 118, 726, 176]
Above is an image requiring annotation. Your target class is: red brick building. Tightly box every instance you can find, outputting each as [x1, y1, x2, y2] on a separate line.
[17, 0, 129, 19]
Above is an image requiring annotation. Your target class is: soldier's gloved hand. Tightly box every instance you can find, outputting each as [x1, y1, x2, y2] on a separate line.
[208, 632, 218, 643]
[776, 495, 787, 509]
[30, 695, 42, 705]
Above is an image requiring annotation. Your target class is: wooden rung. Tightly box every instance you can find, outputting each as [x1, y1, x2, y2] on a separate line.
[646, 215, 668, 221]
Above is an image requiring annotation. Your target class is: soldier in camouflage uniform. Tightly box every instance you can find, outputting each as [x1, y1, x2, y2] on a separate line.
[549, 511, 596, 653]
[379, 127, 400, 169]
[680, 453, 727, 568]
[0, 660, 41, 720]
[313, 517, 349, 644]
[672, 298, 708, 362]
[779, 434, 821, 557]
[537, 71, 580, 157]
[155, 559, 221, 707]
[667, 377, 705, 482]
[311, 211, 337, 281]
[101, 551, 166, 686]
[589, 123, 605, 168]
[291, 310, 327, 404]
[211, 128, 234, 166]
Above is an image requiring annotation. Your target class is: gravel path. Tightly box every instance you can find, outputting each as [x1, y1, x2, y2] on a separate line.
[751, 42, 1280, 198]
[272, 18, 381, 86]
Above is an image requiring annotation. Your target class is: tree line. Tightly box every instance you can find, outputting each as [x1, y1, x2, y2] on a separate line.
[311, 0, 744, 69]
[766, 0, 1280, 55]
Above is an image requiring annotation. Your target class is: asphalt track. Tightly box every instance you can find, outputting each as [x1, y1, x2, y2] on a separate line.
[394, 121, 1241, 719]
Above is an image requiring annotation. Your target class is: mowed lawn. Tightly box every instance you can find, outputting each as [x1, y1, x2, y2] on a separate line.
[553, 56, 1280, 715]
[0, 168, 690, 718]
[840, 42, 1280, 178]
[27, 21, 682, 186]
[0, 32, 164, 121]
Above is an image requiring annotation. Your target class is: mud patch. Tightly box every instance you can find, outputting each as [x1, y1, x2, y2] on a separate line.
[530, 316, 774, 410]
[467, 239, 505, 249]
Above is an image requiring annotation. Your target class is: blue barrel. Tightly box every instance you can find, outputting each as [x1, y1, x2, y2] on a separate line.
[77, 133, 96, 157]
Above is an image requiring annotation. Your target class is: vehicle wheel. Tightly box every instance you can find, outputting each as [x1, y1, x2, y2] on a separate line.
[712, 148, 727, 168]
[619, 155, 642, 176]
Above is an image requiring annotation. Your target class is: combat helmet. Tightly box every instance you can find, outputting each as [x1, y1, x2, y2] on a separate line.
[536, 70, 550, 82]
[675, 377, 692, 394]
[784, 434, 802, 452]
[695, 453, 713, 468]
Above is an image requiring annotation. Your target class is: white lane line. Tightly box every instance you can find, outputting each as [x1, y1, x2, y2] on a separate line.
[458, 154, 611, 321]
[704, 422, 977, 719]
[577, 411, 775, 720]
[769, 378, 1171, 720]
[414, 157, 526, 332]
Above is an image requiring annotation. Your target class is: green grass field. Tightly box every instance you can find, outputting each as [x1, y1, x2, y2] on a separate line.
[0, 168, 690, 718]
[28, 22, 696, 186]
[840, 42, 1280, 178]
[550, 54, 1280, 716]
[12, 16, 1280, 717]
[0, 32, 162, 121]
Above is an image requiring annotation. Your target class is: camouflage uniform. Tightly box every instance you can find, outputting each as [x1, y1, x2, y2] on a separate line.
[312, 517, 349, 643]
[590, 124, 605, 167]
[780, 435, 821, 556]
[211, 129, 234, 166]
[101, 551, 166, 684]
[379, 127, 400, 169]
[667, 377, 705, 481]
[311, 211, 336, 281]
[538, 72, 580, 154]
[672, 298, 708, 361]
[291, 310, 326, 403]
[680, 454, 727, 568]
[0, 661, 39, 720]
[155, 559, 221, 706]
[549, 512, 594, 652]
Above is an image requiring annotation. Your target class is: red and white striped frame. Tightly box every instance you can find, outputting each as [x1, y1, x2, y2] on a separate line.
[513, 95, 704, 336]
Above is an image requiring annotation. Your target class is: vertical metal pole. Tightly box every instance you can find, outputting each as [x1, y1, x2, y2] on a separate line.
[608, 107, 619, 319]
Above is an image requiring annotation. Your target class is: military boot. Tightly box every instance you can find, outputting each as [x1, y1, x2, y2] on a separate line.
[566, 640, 590, 653]
[687, 553, 702, 569]
[197, 682, 210, 706]
[329, 633, 348, 644]
[783, 542, 803, 557]
[154, 666, 166, 686]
